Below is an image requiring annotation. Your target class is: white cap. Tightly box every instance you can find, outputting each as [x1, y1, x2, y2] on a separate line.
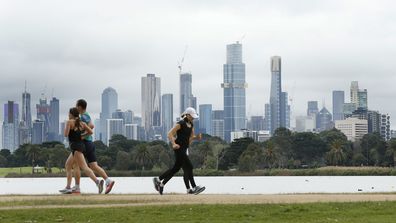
[183, 107, 199, 119]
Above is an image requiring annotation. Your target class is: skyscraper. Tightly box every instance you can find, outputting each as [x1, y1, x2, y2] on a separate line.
[48, 97, 60, 141]
[249, 116, 264, 131]
[350, 81, 359, 109]
[332, 91, 345, 121]
[36, 97, 50, 141]
[161, 94, 173, 141]
[316, 107, 333, 132]
[212, 110, 224, 140]
[100, 87, 118, 143]
[21, 85, 32, 129]
[307, 101, 319, 116]
[380, 114, 391, 141]
[124, 110, 134, 124]
[32, 120, 45, 145]
[358, 89, 368, 109]
[2, 101, 20, 152]
[222, 42, 247, 142]
[106, 119, 124, 146]
[180, 73, 196, 113]
[264, 103, 271, 131]
[199, 104, 212, 135]
[268, 56, 290, 134]
[141, 74, 161, 140]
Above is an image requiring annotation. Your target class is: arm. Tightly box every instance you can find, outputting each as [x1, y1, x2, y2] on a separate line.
[82, 122, 93, 135]
[168, 124, 181, 149]
[189, 128, 202, 145]
[87, 121, 94, 129]
[64, 121, 71, 137]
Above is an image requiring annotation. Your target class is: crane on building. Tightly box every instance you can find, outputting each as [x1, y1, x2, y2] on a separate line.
[177, 45, 188, 75]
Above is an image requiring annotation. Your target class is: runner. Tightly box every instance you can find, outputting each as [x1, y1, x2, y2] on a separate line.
[76, 99, 115, 194]
[61, 107, 104, 193]
[59, 100, 115, 194]
[153, 107, 205, 195]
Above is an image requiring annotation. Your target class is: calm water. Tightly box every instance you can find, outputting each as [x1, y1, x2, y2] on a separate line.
[0, 176, 396, 195]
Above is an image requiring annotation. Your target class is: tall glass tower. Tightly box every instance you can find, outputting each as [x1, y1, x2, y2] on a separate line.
[199, 104, 213, 135]
[2, 101, 19, 152]
[222, 42, 247, 142]
[100, 87, 118, 143]
[269, 56, 282, 134]
[332, 90, 345, 121]
[48, 97, 60, 141]
[180, 73, 196, 113]
[141, 74, 161, 140]
[161, 94, 173, 141]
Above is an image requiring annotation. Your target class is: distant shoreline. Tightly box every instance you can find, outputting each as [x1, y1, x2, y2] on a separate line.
[3, 166, 396, 178]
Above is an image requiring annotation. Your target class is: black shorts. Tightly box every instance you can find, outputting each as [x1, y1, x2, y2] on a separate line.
[83, 140, 97, 163]
[70, 142, 85, 155]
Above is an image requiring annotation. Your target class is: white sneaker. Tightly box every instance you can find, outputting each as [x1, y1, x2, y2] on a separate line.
[71, 186, 80, 194]
[59, 187, 72, 194]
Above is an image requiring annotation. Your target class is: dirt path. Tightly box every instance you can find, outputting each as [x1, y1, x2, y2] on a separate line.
[1, 194, 396, 210]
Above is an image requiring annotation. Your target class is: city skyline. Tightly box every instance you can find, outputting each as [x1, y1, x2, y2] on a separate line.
[1, 1, 396, 145]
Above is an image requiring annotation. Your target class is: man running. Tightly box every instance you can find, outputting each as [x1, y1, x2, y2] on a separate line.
[153, 107, 205, 195]
[59, 99, 115, 194]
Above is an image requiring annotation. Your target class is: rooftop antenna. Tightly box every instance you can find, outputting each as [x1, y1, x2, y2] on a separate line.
[238, 34, 246, 43]
[177, 45, 188, 75]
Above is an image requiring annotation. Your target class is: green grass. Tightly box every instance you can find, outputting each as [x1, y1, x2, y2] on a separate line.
[0, 167, 63, 177]
[1, 202, 396, 223]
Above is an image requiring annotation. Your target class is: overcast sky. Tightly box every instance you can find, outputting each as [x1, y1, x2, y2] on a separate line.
[1, 0, 395, 145]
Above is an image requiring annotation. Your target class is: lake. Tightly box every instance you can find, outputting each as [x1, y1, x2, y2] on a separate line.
[0, 176, 395, 195]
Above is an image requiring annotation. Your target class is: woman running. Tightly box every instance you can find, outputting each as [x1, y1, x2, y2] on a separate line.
[153, 107, 205, 195]
[60, 107, 104, 194]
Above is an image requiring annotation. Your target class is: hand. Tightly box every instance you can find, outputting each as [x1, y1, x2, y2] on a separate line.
[172, 144, 180, 150]
[197, 133, 202, 141]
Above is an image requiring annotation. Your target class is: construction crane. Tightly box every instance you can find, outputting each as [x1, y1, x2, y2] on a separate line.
[177, 45, 188, 74]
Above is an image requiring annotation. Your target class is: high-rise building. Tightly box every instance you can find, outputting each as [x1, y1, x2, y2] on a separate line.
[307, 101, 319, 116]
[36, 97, 50, 141]
[2, 101, 20, 152]
[380, 114, 391, 141]
[350, 81, 368, 110]
[124, 110, 134, 125]
[106, 119, 124, 146]
[357, 89, 368, 109]
[335, 118, 368, 142]
[367, 110, 381, 133]
[94, 119, 101, 141]
[180, 73, 197, 113]
[316, 107, 333, 132]
[343, 103, 356, 119]
[212, 110, 224, 140]
[21, 85, 32, 129]
[161, 94, 173, 141]
[268, 56, 290, 133]
[332, 91, 345, 121]
[125, 124, 138, 140]
[100, 87, 118, 143]
[32, 120, 45, 145]
[222, 42, 247, 142]
[48, 97, 60, 141]
[295, 116, 316, 132]
[199, 104, 212, 135]
[141, 74, 161, 140]
[350, 81, 359, 109]
[264, 103, 271, 132]
[249, 116, 264, 131]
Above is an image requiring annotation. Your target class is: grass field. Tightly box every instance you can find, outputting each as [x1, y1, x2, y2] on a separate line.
[0, 167, 63, 177]
[1, 194, 396, 222]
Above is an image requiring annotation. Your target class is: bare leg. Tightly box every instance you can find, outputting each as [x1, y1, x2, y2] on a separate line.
[73, 151, 98, 183]
[65, 153, 74, 188]
[73, 162, 81, 186]
[89, 162, 108, 180]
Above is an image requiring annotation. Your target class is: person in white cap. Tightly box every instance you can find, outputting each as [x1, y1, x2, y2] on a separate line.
[153, 107, 205, 195]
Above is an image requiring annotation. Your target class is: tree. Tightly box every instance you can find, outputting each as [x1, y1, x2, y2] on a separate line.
[291, 132, 326, 167]
[115, 151, 130, 170]
[326, 140, 347, 166]
[271, 128, 293, 168]
[360, 133, 387, 166]
[389, 139, 396, 167]
[263, 141, 278, 169]
[238, 143, 262, 172]
[0, 155, 7, 167]
[218, 137, 254, 170]
[25, 144, 41, 173]
[133, 144, 153, 170]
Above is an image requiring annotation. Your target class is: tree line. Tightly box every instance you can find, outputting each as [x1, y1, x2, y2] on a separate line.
[0, 128, 395, 173]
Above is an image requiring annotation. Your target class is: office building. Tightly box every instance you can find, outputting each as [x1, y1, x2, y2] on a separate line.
[335, 118, 368, 142]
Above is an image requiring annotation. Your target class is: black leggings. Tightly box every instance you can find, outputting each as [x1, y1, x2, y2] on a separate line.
[159, 150, 196, 189]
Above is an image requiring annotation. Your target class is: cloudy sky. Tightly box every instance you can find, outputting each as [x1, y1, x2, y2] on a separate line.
[1, 0, 395, 144]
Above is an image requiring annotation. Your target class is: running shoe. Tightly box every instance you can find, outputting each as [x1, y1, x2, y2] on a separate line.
[187, 188, 194, 194]
[105, 180, 115, 194]
[59, 187, 72, 194]
[153, 177, 160, 192]
[71, 186, 80, 194]
[97, 179, 104, 194]
[159, 184, 164, 195]
[192, 186, 206, 195]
